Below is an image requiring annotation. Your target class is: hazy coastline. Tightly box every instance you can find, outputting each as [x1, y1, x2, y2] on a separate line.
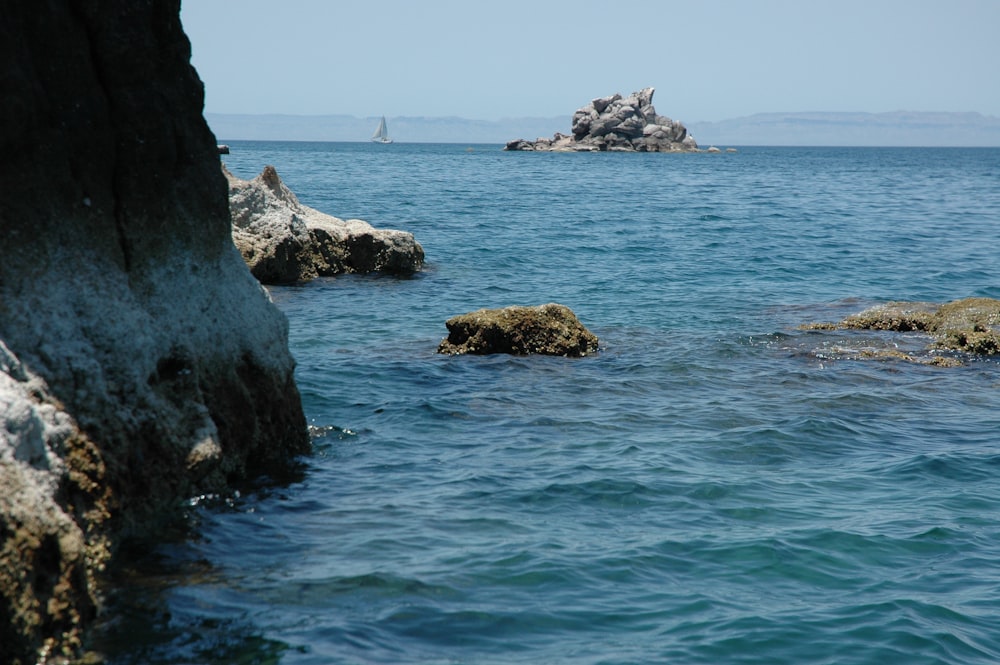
[206, 110, 1000, 147]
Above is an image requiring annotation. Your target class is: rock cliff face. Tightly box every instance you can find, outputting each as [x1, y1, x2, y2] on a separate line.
[0, 1, 309, 662]
[505, 87, 698, 152]
[227, 165, 425, 283]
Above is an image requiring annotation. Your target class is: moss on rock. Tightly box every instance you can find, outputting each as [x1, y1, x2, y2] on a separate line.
[438, 304, 599, 357]
[802, 297, 1000, 363]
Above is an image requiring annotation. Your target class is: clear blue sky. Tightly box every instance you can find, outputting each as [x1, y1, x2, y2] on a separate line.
[180, 0, 1000, 123]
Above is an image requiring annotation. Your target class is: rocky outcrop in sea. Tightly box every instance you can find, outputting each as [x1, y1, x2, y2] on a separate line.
[227, 165, 424, 284]
[505, 87, 698, 152]
[0, 2, 308, 661]
[800, 297, 1000, 365]
[438, 304, 600, 357]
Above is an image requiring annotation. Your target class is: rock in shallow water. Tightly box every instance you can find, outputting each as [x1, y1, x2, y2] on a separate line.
[227, 164, 424, 284]
[801, 297, 1000, 364]
[438, 304, 600, 357]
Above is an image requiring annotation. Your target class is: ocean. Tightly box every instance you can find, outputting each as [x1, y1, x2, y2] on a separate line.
[95, 143, 1000, 664]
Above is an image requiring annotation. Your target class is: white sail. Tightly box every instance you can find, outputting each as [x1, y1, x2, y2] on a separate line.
[371, 116, 392, 143]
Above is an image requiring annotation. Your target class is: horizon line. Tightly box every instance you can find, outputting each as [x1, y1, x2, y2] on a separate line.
[205, 109, 1000, 123]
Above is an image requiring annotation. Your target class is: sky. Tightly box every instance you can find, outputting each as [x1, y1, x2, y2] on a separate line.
[180, 0, 1000, 123]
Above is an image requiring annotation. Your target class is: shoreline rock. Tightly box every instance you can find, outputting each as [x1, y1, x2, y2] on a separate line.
[505, 87, 699, 153]
[227, 164, 425, 284]
[0, 342, 112, 663]
[0, 2, 309, 661]
[438, 304, 599, 357]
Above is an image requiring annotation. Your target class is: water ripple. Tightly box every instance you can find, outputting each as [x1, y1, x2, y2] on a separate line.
[98, 144, 1000, 665]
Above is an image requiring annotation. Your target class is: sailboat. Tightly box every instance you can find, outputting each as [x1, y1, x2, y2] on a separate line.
[371, 116, 393, 144]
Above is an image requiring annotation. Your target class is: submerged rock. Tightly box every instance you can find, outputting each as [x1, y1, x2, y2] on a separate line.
[0, 1, 308, 660]
[227, 164, 425, 284]
[801, 297, 1000, 363]
[438, 304, 599, 357]
[505, 87, 698, 153]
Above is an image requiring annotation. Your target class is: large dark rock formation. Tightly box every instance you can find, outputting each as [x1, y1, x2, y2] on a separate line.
[505, 87, 698, 152]
[227, 164, 424, 284]
[438, 304, 600, 357]
[0, 1, 309, 662]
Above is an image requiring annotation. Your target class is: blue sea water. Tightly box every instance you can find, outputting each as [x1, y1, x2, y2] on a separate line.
[97, 143, 1000, 664]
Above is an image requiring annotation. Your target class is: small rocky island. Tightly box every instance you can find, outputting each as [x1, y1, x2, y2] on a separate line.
[505, 87, 698, 152]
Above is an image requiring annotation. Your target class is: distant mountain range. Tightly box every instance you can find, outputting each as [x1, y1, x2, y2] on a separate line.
[686, 111, 1000, 147]
[206, 111, 1000, 147]
[206, 113, 566, 145]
